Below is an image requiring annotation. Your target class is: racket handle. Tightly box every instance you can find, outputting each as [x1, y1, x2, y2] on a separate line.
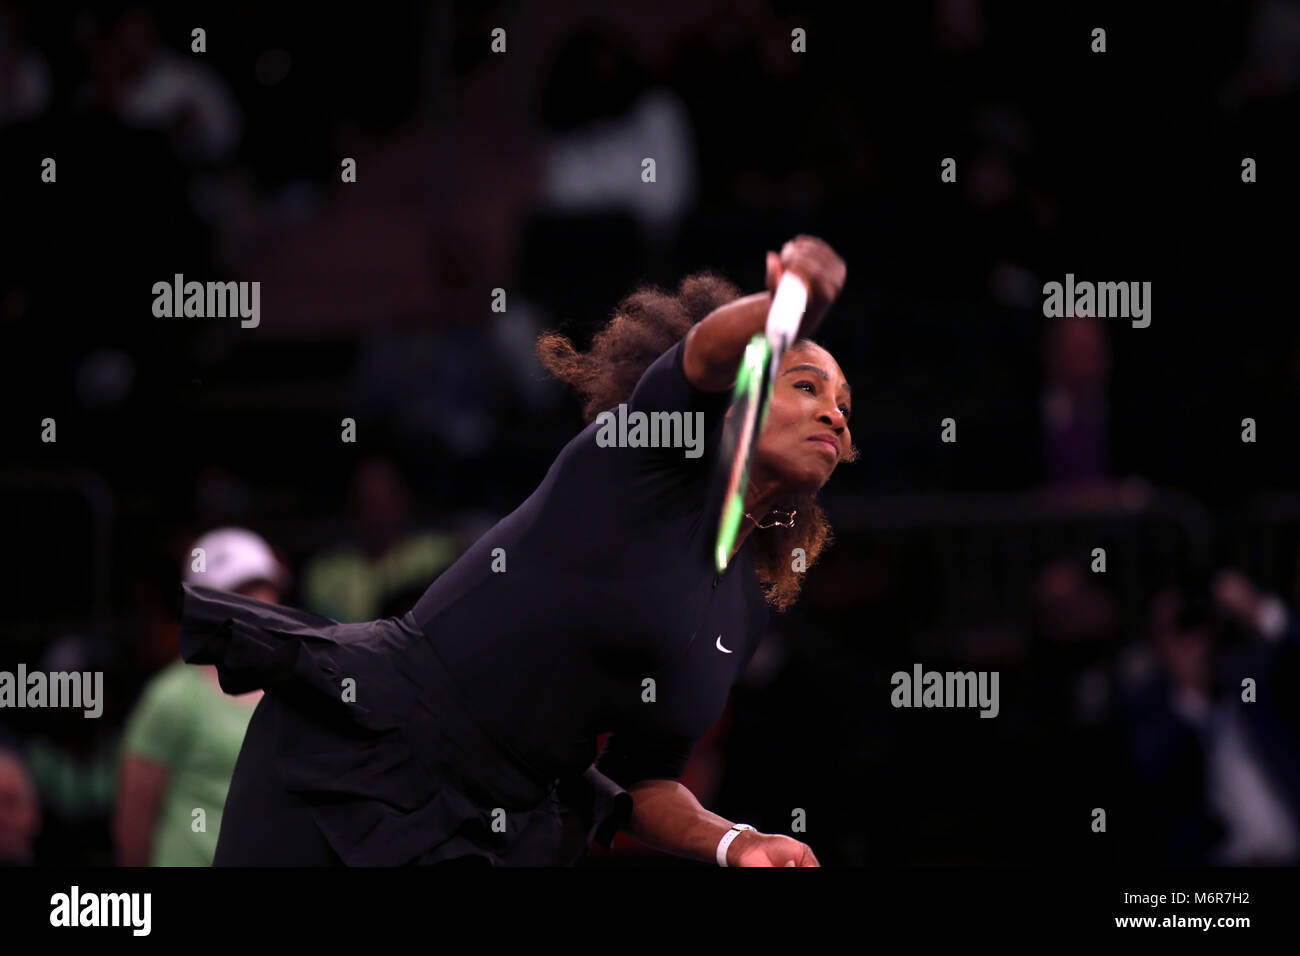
[766, 272, 809, 351]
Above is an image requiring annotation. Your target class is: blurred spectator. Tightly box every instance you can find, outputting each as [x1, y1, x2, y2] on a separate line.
[1, 0, 1295, 870]
[537, 22, 696, 248]
[1030, 558, 1123, 727]
[114, 527, 286, 866]
[1042, 314, 1112, 488]
[1007, 558, 1139, 862]
[1123, 571, 1300, 864]
[0, 5, 51, 128]
[19, 631, 121, 866]
[303, 457, 459, 622]
[76, 6, 242, 164]
[666, 0, 832, 215]
[0, 746, 41, 865]
[934, 0, 988, 51]
[1222, 0, 1300, 104]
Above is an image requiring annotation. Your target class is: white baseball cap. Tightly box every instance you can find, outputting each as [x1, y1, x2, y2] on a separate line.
[184, 527, 288, 593]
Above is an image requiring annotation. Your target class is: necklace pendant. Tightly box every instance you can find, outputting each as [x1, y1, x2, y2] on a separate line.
[745, 508, 798, 530]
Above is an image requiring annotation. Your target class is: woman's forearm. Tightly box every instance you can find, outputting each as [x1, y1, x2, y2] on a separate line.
[682, 292, 774, 393]
[622, 778, 756, 865]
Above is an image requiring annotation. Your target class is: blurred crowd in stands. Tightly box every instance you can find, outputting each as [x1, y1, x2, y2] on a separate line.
[2, 1, 1299, 864]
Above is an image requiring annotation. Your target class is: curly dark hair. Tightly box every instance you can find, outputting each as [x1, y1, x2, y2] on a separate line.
[536, 272, 854, 611]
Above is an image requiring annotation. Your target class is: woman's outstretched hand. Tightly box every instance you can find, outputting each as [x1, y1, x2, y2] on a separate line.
[765, 235, 846, 339]
[728, 829, 821, 867]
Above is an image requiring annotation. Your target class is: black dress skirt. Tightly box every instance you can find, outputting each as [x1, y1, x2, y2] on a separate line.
[178, 582, 632, 866]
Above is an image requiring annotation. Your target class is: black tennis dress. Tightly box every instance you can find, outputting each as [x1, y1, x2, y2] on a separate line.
[180, 337, 771, 865]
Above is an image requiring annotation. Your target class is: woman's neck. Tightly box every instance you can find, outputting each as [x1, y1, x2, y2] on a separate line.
[731, 471, 786, 556]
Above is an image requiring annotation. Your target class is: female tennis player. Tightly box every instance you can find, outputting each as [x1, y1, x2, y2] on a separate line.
[180, 234, 852, 866]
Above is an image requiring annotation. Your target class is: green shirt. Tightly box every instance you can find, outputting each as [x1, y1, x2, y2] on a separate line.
[304, 531, 459, 622]
[121, 661, 257, 866]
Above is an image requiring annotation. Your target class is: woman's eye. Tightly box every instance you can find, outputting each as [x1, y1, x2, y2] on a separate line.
[795, 381, 816, 394]
[840, 406, 851, 420]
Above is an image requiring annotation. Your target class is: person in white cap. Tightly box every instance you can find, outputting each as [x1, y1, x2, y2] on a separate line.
[114, 528, 287, 866]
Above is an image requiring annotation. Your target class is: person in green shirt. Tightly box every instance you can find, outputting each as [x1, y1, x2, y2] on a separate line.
[304, 457, 460, 622]
[114, 528, 286, 866]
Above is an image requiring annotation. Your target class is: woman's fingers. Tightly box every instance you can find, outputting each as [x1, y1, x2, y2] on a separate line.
[766, 250, 782, 295]
[778, 236, 845, 301]
[774, 235, 845, 336]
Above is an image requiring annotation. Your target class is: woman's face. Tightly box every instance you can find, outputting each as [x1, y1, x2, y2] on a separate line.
[752, 342, 852, 492]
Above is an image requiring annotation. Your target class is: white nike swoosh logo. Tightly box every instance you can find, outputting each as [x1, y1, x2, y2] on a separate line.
[715, 635, 733, 654]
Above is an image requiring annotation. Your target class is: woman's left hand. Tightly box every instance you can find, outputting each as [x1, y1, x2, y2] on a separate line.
[729, 830, 820, 866]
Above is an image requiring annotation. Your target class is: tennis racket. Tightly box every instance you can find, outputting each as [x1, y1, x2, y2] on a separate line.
[713, 272, 809, 572]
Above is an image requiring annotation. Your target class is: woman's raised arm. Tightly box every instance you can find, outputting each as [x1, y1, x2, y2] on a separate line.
[682, 235, 846, 392]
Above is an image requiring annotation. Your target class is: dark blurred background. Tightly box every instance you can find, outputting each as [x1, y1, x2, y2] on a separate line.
[1, 0, 1299, 866]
